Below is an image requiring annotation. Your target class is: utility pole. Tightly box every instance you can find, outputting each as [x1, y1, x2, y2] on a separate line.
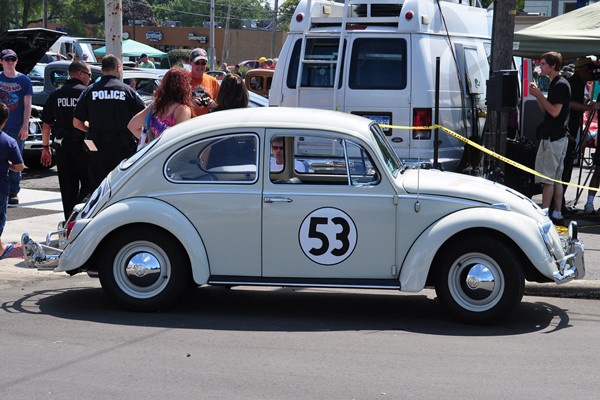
[209, 0, 216, 70]
[485, 0, 516, 178]
[43, 0, 48, 28]
[105, 0, 123, 66]
[271, 0, 279, 58]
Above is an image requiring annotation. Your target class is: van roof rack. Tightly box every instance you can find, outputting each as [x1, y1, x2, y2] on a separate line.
[293, 0, 486, 32]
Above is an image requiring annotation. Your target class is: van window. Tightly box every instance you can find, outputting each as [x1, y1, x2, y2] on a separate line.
[349, 39, 407, 90]
[287, 38, 346, 88]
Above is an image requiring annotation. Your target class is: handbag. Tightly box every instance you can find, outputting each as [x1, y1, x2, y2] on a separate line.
[137, 103, 154, 151]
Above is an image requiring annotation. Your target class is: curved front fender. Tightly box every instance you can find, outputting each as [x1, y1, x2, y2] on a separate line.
[57, 198, 210, 284]
[399, 207, 557, 292]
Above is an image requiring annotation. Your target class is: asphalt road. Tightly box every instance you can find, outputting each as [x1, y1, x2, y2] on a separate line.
[1, 270, 599, 399]
[21, 165, 60, 192]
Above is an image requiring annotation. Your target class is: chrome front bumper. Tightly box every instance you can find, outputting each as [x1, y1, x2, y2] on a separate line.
[21, 228, 65, 271]
[553, 221, 585, 284]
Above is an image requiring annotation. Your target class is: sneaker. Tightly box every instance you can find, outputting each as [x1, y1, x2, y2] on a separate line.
[8, 196, 18, 205]
[584, 203, 595, 214]
[550, 216, 566, 226]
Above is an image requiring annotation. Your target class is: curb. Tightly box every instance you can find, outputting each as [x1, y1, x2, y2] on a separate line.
[525, 280, 600, 299]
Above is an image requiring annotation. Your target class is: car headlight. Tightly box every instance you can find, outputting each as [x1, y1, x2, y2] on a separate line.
[29, 119, 40, 135]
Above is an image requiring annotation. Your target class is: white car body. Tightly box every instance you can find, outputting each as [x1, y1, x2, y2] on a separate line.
[22, 107, 584, 324]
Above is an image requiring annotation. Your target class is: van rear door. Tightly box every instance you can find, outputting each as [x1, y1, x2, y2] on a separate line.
[342, 35, 411, 160]
[275, 36, 346, 110]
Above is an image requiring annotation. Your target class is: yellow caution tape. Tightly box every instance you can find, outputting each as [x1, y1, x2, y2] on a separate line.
[380, 123, 596, 191]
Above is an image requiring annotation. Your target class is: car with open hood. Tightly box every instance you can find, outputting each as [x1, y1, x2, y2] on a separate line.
[1, 28, 65, 169]
[21, 108, 585, 324]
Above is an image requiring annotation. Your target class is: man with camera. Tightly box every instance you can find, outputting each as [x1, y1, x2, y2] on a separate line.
[188, 48, 220, 116]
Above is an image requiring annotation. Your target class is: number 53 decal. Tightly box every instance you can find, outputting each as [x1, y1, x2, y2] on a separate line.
[299, 208, 357, 265]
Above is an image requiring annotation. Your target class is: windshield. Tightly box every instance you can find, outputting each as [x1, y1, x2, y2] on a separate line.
[370, 123, 402, 177]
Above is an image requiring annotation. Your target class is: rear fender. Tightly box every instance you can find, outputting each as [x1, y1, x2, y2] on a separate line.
[57, 198, 210, 284]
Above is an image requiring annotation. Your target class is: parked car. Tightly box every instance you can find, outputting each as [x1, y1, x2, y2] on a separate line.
[24, 62, 160, 169]
[244, 68, 273, 98]
[22, 108, 584, 324]
[27, 64, 46, 86]
[239, 59, 259, 70]
[1, 28, 65, 169]
[206, 70, 227, 81]
[33, 61, 160, 107]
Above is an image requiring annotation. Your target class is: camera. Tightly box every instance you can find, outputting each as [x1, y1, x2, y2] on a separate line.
[193, 87, 212, 107]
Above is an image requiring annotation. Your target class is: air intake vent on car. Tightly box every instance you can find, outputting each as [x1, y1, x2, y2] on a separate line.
[354, 4, 402, 18]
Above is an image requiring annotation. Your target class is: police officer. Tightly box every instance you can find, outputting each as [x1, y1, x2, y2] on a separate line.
[73, 54, 145, 190]
[41, 61, 92, 219]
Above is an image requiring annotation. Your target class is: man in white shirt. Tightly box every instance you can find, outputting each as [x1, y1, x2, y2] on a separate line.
[270, 137, 306, 172]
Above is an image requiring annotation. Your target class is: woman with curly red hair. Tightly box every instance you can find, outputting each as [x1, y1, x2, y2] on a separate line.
[128, 67, 194, 148]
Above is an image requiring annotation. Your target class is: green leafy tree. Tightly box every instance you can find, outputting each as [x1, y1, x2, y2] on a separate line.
[481, 0, 524, 11]
[123, 0, 158, 26]
[277, 0, 299, 32]
[149, 0, 272, 29]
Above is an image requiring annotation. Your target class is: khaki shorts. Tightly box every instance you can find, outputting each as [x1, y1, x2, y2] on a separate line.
[535, 136, 568, 185]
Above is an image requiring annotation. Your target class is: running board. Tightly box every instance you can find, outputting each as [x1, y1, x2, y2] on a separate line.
[208, 276, 400, 290]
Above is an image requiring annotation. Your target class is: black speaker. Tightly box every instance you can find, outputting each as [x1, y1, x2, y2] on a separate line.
[486, 70, 518, 112]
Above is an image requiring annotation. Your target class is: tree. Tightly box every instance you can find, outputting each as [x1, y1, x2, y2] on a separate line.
[277, 0, 298, 32]
[123, 0, 158, 26]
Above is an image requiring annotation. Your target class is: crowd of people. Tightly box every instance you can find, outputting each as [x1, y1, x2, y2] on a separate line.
[0, 46, 255, 258]
[2, 44, 600, 256]
[530, 52, 600, 225]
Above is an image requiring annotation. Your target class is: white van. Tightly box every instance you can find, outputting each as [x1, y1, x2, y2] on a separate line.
[48, 36, 104, 63]
[269, 0, 492, 171]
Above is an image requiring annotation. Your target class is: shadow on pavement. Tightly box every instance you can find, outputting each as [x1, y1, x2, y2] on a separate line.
[2, 285, 572, 336]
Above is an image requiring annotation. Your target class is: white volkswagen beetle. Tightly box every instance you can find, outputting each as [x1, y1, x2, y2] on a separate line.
[22, 108, 584, 324]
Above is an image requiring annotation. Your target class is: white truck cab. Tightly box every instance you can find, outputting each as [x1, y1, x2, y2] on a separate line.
[270, 0, 492, 171]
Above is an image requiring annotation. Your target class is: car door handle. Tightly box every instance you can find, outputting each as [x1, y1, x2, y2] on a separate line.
[264, 196, 293, 203]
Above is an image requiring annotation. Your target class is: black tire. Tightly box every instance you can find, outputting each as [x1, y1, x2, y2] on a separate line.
[434, 237, 524, 324]
[98, 226, 191, 311]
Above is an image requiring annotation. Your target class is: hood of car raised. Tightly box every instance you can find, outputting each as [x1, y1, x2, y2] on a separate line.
[0, 28, 65, 74]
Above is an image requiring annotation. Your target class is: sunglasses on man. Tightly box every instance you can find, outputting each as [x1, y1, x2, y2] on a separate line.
[194, 60, 207, 66]
[2, 57, 17, 62]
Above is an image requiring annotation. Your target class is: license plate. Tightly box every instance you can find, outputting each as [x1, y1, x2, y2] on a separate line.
[363, 115, 390, 132]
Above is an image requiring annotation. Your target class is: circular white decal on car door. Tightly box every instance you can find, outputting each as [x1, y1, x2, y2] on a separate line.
[299, 207, 357, 265]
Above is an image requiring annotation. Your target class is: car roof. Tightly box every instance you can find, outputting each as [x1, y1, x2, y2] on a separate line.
[160, 107, 374, 146]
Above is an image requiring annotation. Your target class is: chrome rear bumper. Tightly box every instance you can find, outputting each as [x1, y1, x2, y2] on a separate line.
[21, 230, 64, 271]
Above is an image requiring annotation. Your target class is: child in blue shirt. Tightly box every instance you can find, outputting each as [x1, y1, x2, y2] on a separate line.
[0, 101, 25, 258]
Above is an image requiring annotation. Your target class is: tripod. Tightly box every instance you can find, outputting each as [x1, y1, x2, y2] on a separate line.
[574, 108, 597, 204]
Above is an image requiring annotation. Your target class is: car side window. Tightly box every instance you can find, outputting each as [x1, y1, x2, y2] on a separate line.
[270, 135, 379, 186]
[166, 133, 258, 183]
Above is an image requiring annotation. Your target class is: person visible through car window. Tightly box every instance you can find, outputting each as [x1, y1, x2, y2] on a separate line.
[270, 136, 306, 172]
